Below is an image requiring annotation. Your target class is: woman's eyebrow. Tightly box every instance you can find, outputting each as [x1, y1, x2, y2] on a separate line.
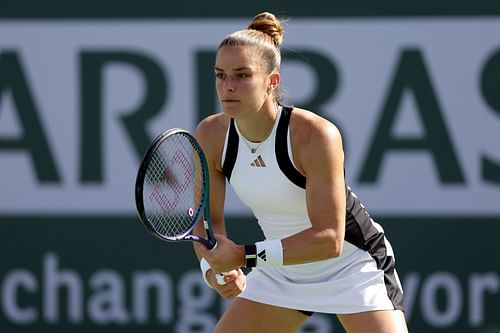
[214, 66, 251, 72]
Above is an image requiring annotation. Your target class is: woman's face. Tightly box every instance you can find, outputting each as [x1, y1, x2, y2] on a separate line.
[214, 45, 271, 118]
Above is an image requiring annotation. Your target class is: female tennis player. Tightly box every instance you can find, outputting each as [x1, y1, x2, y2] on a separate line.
[193, 12, 409, 333]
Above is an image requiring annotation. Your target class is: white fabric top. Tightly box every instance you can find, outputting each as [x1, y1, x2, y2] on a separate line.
[226, 108, 358, 280]
[230, 108, 309, 240]
[221, 107, 400, 313]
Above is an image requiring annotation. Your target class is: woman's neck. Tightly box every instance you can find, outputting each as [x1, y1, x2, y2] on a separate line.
[235, 103, 278, 143]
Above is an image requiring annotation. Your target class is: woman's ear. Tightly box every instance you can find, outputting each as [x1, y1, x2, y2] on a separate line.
[269, 72, 281, 89]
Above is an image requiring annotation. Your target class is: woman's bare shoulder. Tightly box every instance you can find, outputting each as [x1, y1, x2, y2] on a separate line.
[290, 107, 342, 145]
[196, 113, 230, 140]
[289, 107, 343, 174]
[195, 113, 231, 169]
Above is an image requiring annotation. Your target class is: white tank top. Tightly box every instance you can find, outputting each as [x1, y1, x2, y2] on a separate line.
[221, 107, 403, 312]
[222, 107, 311, 240]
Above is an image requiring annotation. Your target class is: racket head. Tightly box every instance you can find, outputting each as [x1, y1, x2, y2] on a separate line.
[135, 128, 214, 248]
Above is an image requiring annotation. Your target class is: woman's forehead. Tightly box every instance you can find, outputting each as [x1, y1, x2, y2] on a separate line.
[215, 45, 262, 70]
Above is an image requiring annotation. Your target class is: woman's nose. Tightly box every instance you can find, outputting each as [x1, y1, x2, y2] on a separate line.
[223, 78, 235, 92]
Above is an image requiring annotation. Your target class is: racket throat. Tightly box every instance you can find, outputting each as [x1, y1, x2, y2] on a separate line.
[185, 234, 215, 249]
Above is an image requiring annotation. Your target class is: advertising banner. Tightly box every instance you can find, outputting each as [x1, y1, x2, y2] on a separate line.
[1, 19, 499, 215]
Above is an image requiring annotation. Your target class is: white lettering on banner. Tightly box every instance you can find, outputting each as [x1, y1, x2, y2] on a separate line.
[0, 253, 177, 325]
[1, 270, 38, 323]
[0, 253, 498, 330]
[0, 252, 332, 332]
[0, 20, 499, 215]
[403, 272, 500, 328]
[421, 273, 462, 327]
[88, 270, 129, 324]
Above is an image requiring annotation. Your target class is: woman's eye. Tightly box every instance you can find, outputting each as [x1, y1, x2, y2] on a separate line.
[237, 73, 249, 78]
[215, 73, 224, 79]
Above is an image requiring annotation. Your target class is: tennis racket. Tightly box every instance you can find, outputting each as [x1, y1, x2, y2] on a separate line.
[135, 128, 225, 284]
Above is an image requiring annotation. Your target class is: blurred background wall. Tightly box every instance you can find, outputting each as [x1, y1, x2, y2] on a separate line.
[1, 1, 500, 332]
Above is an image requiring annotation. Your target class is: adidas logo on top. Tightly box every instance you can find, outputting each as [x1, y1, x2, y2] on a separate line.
[251, 155, 266, 167]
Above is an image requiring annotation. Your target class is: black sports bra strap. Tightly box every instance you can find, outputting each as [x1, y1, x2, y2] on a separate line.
[222, 118, 239, 182]
[275, 106, 306, 189]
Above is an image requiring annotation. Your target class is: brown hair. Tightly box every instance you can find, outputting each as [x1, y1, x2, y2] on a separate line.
[218, 12, 284, 75]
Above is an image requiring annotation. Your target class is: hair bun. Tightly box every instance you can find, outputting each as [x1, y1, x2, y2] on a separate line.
[247, 12, 284, 47]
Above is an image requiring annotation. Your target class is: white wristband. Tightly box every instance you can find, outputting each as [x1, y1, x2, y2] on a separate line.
[199, 258, 213, 288]
[199, 258, 226, 287]
[255, 239, 283, 267]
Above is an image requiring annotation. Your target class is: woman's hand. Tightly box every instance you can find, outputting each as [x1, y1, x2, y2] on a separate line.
[197, 234, 244, 273]
[196, 234, 246, 298]
[206, 268, 247, 298]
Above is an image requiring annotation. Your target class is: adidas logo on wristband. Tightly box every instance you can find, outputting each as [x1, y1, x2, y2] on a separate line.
[245, 240, 283, 268]
[258, 250, 267, 261]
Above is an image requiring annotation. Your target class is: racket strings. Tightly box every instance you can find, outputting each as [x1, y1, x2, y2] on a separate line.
[143, 135, 205, 238]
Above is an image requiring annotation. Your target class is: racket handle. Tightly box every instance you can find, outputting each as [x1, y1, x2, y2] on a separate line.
[204, 242, 226, 285]
[210, 243, 226, 285]
[215, 273, 226, 285]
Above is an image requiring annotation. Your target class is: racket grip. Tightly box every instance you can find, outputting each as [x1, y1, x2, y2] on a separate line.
[215, 273, 226, 285]
[203, 243, 226, 285]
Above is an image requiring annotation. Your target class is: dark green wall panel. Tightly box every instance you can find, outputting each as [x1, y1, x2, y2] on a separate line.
[1, 215, 499, 332]
[2, 0, 500, 18]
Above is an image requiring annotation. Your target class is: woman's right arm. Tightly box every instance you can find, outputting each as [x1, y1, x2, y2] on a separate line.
[192, 116, 246, 296]
[192, 115, 228, 259]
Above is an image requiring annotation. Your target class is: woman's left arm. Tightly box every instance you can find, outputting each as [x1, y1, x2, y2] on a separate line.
[281, 116, 346, 265]
[199, 113, 348, 271]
